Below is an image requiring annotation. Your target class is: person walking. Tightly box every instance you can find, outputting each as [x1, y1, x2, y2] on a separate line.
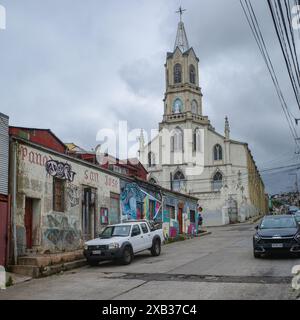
[198, 206, 203, 233]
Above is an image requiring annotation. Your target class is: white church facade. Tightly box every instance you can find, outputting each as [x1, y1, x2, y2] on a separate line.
[139, 17, 268, 226]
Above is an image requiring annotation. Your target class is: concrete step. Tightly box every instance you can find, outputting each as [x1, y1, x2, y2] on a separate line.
[9, 259, 87, 279]
[17, 250, 84, 267]
[8, 265, 40, 278]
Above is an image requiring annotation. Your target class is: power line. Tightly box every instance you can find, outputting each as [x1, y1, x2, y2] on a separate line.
[240, 0, 300, 152]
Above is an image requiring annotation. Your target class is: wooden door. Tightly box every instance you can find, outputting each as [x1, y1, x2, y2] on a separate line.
[25, 198, 33, 249]
[178, 207, 183, 234]
[110, 193, 120, 224]
[0, 198, 8, 266]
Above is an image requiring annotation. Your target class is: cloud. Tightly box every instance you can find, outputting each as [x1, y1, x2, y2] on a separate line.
[0, 0, 299, 194]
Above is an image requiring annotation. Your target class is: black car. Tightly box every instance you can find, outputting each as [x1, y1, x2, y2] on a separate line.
[253, 215, 300, 258]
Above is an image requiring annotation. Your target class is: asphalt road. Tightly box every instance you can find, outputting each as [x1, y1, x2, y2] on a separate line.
[1, 222, 299, 300]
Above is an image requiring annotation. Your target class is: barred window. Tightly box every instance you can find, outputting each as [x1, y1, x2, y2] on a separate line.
[53, 178, 65, 212]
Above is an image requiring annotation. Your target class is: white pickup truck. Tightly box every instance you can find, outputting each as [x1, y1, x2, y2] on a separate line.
[83, 220, 164, 266]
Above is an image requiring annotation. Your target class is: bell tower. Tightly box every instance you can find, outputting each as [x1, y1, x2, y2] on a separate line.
[162, 7, 204, 123]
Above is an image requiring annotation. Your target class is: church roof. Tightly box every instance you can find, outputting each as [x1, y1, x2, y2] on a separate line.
[174, 21, 190, 52]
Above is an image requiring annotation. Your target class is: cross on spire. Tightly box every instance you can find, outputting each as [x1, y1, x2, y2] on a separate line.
[176, 6, 186, 22]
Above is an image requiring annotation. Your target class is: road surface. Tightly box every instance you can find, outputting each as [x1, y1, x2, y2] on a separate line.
[0, 222, 299, 300]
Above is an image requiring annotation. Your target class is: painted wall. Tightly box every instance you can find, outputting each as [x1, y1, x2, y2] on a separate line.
[14, 142, 120, 255]
[163, 192, 198, 239]
[120, 181, 162, 222]
[120, 180, 198, 239]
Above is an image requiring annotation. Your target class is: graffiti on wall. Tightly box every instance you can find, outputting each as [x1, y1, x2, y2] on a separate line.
[44, 214, 80, 250]
[67, 184, 80, 207]
[163, 194, 198, 238]
[46, 159, 76, 182]
[120, 182, 162, 221]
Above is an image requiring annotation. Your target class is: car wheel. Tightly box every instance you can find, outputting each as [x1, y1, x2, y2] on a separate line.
[151, 239, 161, 257]
[121, 247, 133, 265]
[88, 260, 99, 266]
[253, 251, 261, 259]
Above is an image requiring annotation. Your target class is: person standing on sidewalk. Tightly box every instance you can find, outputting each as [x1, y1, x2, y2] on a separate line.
[198, 206, 203, 233]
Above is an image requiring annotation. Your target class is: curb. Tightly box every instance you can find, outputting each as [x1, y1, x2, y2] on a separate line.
[40, 259, 87, 278]
[195, 231, 212, 238]
[164, 231, 212, 245]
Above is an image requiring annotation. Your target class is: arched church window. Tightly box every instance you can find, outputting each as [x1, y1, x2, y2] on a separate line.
[213, 144, 223, 161]
[173, 98, 183, 114]
[212, 172, 223, 191]
[190, 65, 196, 84]
[148, 152, 156, 167]
[191, 100, 198, 114]
[173, 171, 185, 191]
[171, 127, 183, 152]
[193, 128, 202, 152]
[174, 64, 182, 84]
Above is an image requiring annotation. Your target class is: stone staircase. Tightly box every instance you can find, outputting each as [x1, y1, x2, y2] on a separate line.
[8, 250, 87, 278]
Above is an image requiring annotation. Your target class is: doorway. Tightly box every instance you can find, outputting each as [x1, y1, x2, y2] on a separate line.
[178, 203, 183, 234]
[82, 188, 96, 241]
[25, 198, 33, 249]
[0, 196, 8, 266]
[110, 193, 120, 224]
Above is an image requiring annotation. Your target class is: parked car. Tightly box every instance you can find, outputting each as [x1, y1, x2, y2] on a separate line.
[253, 215, 300, 258]
[83, 220, 164, 266]
[287, 206, 299, 215]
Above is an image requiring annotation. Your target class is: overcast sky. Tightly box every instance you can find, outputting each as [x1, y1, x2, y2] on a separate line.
[1, 0, 300, 195]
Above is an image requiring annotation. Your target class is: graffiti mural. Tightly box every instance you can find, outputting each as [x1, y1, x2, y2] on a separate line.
[44, 214, 80, 250]
[120, 182, 162, 221]
[45, 159, 76, 182]
[163, 192, 198, 238]
[67, 184, 80, 207]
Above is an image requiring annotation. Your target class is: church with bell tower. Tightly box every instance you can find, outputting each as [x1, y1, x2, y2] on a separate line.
[139, 8, 268, 226]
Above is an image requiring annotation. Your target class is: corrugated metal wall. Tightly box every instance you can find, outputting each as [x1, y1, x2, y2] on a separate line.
[0, 113, 9, 195]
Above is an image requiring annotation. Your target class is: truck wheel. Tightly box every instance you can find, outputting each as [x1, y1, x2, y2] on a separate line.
[253, 251, 261, 259]
[151, 239, 161, 257]
[88, 260, 99, 266]
[121, 247, 133, 265]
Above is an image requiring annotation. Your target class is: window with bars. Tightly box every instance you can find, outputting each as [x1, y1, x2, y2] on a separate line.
[53, 178, 65, 212]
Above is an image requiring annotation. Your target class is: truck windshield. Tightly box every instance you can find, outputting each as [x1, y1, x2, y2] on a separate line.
[100, 225, 131, 238]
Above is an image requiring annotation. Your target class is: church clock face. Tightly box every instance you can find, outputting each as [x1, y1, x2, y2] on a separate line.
[173, 98, 183, 114]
